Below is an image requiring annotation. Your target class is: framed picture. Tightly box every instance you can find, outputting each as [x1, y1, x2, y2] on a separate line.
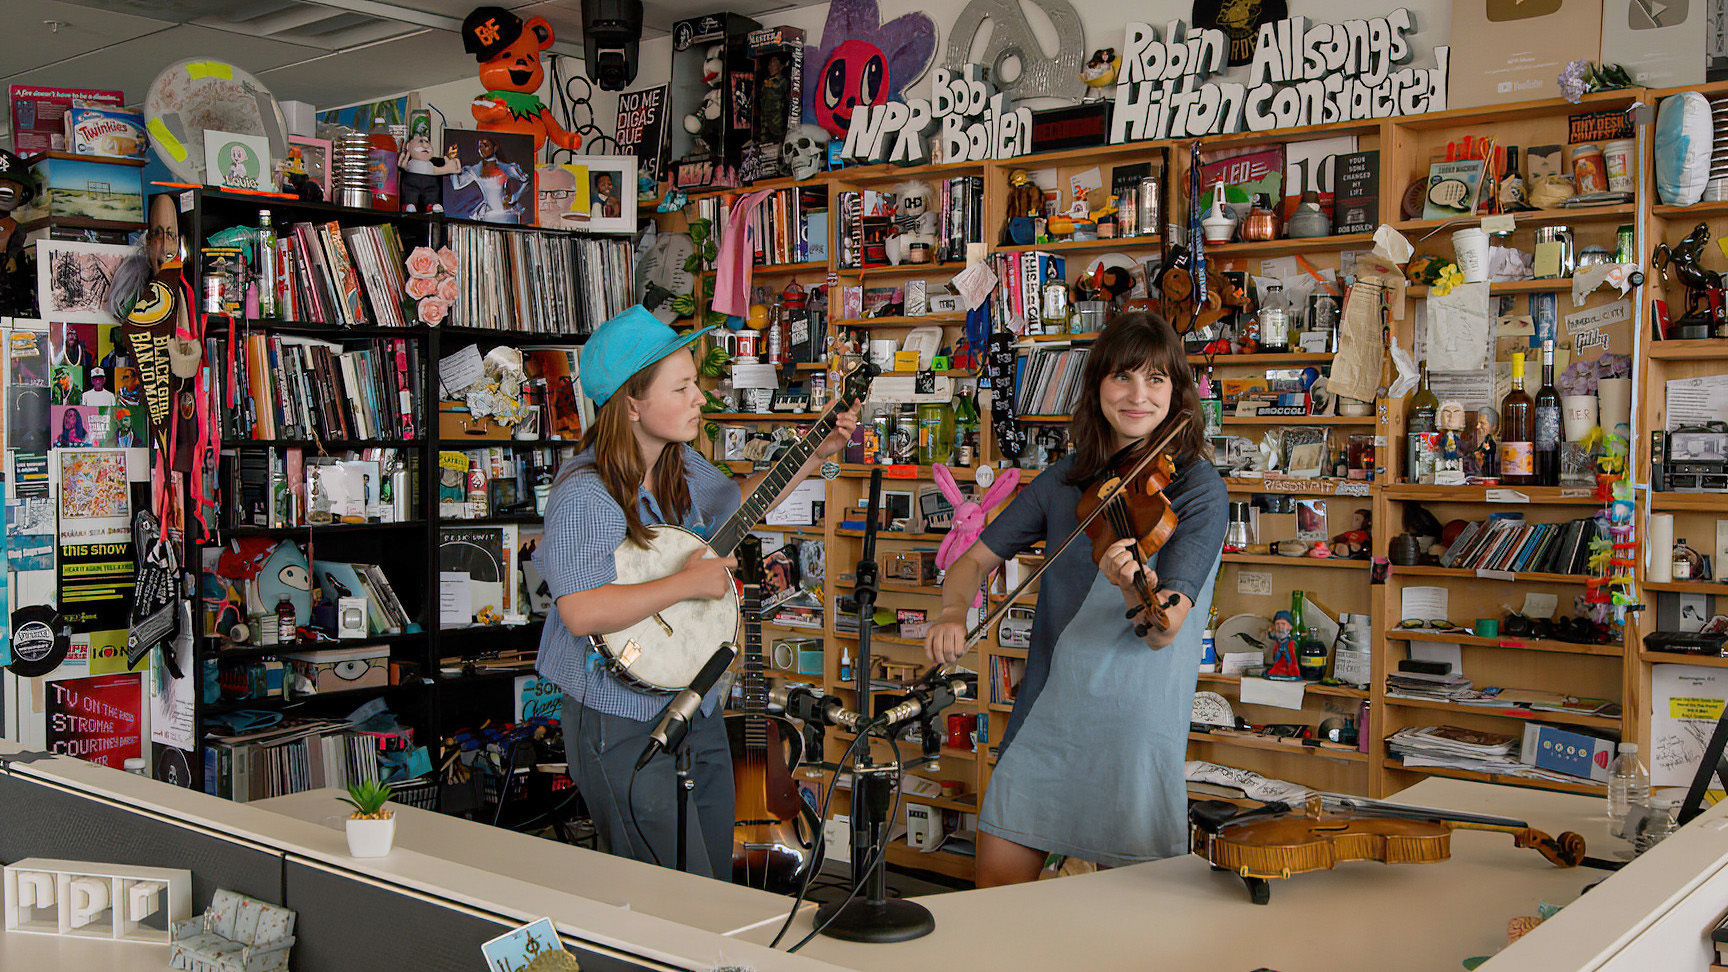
[534, 163, 592, 227]
[563, 155, 638, 233]
[37, 241, 133, 324]
[202, 129, 272, 192]
[1296, 499, 1329, 541]
[287, 135, 331, 198]
[882, 489, 914, 529]
[441, 128, 534, 225]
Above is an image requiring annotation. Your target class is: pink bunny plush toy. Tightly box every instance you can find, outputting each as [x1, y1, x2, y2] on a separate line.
[933, 463, 1021, 606]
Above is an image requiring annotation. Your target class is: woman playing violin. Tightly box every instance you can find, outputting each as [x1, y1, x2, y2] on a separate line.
[923, 312, 1227, 886]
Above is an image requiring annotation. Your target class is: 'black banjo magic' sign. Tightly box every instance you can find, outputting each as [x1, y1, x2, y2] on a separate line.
[1110, 10, 1448, 141]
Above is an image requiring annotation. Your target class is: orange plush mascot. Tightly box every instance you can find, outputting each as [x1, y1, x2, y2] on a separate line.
[462, 6, 583, 153]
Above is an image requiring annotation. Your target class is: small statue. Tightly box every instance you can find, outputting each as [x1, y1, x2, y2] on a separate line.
[1266, 610, 1302, 680]
[1470, 405, 1501, 479]
[1436, 400, 1467, 484]
[1001, 168, 1043, 245]
[0, 147, 37, 317]
[399, 111, 459, 213]
[1331, 508, 1372, 559]
[1079, 49, 1120, 102]
[885, 180, 937, 265]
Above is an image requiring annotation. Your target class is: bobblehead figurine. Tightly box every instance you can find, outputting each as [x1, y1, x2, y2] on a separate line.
[463, 6, 584, 153]
[398, 111, 459, 213]
[0, 148, 37, 317]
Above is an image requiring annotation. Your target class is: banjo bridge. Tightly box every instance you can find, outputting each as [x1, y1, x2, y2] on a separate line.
[618, 640, 642, 666]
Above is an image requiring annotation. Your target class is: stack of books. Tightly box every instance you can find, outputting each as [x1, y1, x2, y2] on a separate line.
[202, 718, 381, 803]
[221, 334, 421, 442]
[274, 221, 413, 327]
[1438, 515, 1601, 575]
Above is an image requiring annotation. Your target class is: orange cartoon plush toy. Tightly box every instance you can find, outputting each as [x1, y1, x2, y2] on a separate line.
[462, 5, 582, 153]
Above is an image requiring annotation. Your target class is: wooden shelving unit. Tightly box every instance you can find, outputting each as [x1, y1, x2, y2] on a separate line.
[680, 86, 1700, 883]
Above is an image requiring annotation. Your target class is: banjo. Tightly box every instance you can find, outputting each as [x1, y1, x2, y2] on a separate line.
[594, 361, 878, 692]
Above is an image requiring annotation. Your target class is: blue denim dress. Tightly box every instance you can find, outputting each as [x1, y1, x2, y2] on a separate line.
[977, 453, 1227, 866]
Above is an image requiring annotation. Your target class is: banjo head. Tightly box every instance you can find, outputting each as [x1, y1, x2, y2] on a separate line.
[597, 525, 740, 693]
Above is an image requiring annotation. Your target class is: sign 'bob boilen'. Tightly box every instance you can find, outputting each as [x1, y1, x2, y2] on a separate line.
[1110, 10, 1449, 142]
[840, 64, 1033, 166]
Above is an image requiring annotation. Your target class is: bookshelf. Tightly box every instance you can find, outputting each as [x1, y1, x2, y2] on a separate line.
[677, 87, 1717, 878]
[184, 186, 620, 801]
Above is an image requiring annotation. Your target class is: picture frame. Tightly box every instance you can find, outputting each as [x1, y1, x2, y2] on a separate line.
[37, 241, 133, 324]
[1296, 499, 1329, 541]
[441, 128, 535, 225]
[567, 155, 638, 233]
[287, 135, 332, 198]
[881, 489, 914, 529]
[202, 129, 272, 192]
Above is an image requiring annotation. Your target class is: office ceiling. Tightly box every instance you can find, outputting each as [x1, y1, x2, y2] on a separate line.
[2, 0, 802, 124]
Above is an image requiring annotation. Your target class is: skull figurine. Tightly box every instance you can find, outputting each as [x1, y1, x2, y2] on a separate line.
[782, 124, 828, 181]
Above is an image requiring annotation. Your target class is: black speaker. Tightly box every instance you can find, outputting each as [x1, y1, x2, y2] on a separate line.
[582, 0, 644, 91]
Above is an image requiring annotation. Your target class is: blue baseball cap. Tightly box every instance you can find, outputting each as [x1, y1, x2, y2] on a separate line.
[580, 305, 717, 407]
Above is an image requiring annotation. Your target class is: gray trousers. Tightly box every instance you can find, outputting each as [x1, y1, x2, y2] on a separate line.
[562, 693, 735, 880]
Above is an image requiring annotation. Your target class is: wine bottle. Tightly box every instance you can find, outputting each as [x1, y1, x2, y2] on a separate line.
[1405, 370, 1438, 483]
[1534, 339, 1561, 486]
[1499, 352, 1535, 485]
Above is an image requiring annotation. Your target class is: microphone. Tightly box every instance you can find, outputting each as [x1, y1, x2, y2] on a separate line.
[872, 677, 971, 730]
[636, 642, 737, 769]
[768, 685, 866, 732]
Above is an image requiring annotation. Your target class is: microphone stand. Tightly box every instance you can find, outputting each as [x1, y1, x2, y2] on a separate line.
[815, 468, 936, 943]
[674, 742, 694, 873]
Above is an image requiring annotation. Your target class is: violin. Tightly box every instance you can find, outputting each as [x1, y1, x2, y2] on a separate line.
[1075, 410, 1193, 635]
[1191, 793, 1587, 904]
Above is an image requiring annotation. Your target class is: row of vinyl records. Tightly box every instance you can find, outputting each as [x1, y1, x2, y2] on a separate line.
[263, 221, 414, 328]
[831, 176, 985, 269]
[1436, 515, 1605, 576]
[989, 656, 1026, 706]
[445, 224, 635, 333]
[220, 334, 422, 442]
[202, 723, 382, 804]
[1014, 346, 1092, 416]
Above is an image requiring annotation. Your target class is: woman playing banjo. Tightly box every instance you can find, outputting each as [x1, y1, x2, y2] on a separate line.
[535, 306, 856, 877]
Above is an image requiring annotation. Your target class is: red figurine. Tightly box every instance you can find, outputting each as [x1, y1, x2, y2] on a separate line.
[1265, 611, 1302, 680]
[462, 6, 583, 153]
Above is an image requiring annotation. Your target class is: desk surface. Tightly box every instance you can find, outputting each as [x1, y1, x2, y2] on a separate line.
[755, 779, 1621, 972]
[0, 929, 169, 970]
[252, 788, 796, 938]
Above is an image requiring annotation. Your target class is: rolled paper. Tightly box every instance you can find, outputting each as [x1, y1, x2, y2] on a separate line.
[1649, 513, 1674, 583]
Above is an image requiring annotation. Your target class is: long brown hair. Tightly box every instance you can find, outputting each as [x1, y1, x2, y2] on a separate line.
[573, 357, 694, 547]
[1065, 312, 1208, 487]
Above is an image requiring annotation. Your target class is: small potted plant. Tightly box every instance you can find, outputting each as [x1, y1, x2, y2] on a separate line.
[339, 779, 395, 858]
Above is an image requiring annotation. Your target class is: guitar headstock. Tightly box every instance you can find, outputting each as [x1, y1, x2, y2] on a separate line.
[832, 359, 880, 413]
[736, 534, 764, 590]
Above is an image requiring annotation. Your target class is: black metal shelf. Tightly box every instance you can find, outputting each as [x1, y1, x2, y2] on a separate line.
[433, 326, 588, 345]
[202, 631, 430, 662]
[234, 321, 423, 340]
[225, 520, 427, 538]
[441, 514, 543, 525]
[224, 439, 423, 449]
[201, 682, 414, 717]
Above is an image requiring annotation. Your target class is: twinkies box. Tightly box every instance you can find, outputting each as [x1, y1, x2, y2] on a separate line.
[1520, 723, 1614, 783]
[64, 106, 149, 159]
[282, 645, 390, 697]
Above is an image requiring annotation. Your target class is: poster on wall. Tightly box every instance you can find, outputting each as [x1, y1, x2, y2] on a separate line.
[36, 242, 132, 325]
[45, 671, 142, 768]
[57, 449, 131, 543]
[1448, 0, 1602, 108]
[615, 85, 671, 201]
[8, 85, 123, 155]
[59, 537, 134, 634]
[7, 328, 50, 454]
[149, 627, 195, 752]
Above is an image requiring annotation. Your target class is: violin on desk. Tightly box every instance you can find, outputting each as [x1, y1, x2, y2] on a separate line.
[1191, 792, 1587, 904]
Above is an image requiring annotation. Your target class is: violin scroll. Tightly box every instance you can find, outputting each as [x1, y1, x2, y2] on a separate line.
[1513, 827, 1586, 869]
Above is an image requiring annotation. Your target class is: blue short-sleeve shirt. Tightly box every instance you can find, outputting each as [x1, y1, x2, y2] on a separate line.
[535, 445, 741, 721]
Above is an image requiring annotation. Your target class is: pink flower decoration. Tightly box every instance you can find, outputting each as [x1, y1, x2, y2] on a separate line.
[405, 275, 439, 299]
[436, 247, 460, 276]
[418, 296, 449, 326]
[405, 247, 440, 279]
[437, 277, 458, 302]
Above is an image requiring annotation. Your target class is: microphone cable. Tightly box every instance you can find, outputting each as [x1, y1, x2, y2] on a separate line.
[787, 733, 905, 953]
[766, 727, 873, 948]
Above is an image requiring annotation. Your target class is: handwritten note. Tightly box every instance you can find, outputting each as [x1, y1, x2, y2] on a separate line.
[438, 344, 485, 397]
[1650, 664, 1728, 787]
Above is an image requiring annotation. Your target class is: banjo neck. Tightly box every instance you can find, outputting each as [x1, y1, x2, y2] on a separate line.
[706, 361, 877, 557]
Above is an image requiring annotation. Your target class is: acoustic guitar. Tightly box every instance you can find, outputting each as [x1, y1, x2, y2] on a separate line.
[591, 361, 876, 693]
[727, 535, 820, 892]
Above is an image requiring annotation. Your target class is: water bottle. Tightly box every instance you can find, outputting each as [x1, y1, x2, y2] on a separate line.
[1606, 742, 1649, 825]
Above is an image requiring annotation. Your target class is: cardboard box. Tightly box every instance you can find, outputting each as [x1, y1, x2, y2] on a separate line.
[438, 400, 512, 440]
[282, 645, 390, 697]
[18, 152, 144, 224]
[886, 550, 937, 583]
[1520, 723, 1615, 782]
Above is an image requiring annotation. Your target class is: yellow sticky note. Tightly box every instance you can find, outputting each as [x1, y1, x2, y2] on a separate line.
[1671, 697, 1726, 720]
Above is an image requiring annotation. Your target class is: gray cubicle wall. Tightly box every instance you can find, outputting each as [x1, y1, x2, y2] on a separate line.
[0, 772, 282, 906]
[0, 769, 669, 971]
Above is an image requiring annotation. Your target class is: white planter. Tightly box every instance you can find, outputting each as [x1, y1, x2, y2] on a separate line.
[345, 815, 395, 858]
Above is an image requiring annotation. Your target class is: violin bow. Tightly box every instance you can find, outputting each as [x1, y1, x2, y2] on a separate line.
[918, 411, 1194, 684]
